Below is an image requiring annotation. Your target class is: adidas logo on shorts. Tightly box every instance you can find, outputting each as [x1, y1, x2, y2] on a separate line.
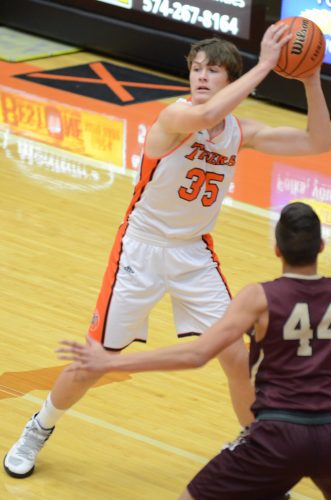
[123, 265, 135, 274]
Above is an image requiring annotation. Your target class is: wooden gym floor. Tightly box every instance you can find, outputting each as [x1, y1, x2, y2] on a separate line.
[0, 41, 330, 500]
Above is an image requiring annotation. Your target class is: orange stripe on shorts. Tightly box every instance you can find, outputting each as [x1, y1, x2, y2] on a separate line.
[202, 233, 232, 299]
[88, 155, 160, 344]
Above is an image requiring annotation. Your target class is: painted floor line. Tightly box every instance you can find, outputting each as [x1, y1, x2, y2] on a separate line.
[22, 393, 315, 499]
[224, 196, 277, 220]
[23, 393, 207, 465]
[224, 196, 331, 241]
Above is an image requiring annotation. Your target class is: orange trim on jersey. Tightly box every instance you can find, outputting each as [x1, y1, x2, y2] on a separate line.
[88, 155, 160, 344]
[234, 115, 244, 149]
[143, 97, 194, 160]
[202, 233, 232, 299]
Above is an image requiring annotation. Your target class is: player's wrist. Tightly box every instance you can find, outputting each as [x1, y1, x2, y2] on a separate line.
[254, 59, 274, 76]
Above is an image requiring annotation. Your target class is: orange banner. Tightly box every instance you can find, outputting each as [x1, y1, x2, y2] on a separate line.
[0, 90, 125, 166]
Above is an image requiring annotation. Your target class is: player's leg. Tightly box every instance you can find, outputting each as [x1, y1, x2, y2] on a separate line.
[4, 233, 166, 478]
[186, 420, 302, 499]
[170, 235, 254, 427]
[310, 422, 331, 499]
[179, 490, 290, 500]
[48, 363, 110, 410]
[312, 478, 331, 500]
[312, 477, 331, 499]
[3, 367, 104, 478]
[217, 337, 254, 427]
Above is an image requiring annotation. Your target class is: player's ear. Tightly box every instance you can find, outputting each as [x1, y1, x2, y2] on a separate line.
[319, 239, 325, 253]
[274, 244, 281, 258]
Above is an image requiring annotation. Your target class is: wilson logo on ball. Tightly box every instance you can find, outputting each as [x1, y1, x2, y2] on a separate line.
[291, 18, 309, 55]
[274, 16, 326, 79]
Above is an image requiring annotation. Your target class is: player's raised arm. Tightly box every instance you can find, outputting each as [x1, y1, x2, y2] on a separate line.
[240, 68, 331, 156]
[153, 24, 291, 137]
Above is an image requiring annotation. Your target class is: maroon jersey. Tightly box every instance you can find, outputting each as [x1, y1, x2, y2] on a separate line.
[251, 275, 331, 415]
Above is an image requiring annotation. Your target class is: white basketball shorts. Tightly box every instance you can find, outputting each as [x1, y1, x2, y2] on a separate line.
[88, 229, 231, 350]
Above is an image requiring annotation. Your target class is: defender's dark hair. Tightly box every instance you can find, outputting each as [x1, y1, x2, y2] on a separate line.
[186, 38, 243, 82]
[275, 202, 322, 266]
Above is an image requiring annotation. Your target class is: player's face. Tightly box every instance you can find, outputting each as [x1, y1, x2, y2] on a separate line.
[189, 51, 230, 105]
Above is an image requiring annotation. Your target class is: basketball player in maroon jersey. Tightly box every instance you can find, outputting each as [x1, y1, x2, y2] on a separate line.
[57, 202, 331, 499]
[4, 19, 331, 481]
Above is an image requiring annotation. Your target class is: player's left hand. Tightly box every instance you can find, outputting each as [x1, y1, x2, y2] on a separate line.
[56, 336, 115, 373]
[298, 67, 322, 83]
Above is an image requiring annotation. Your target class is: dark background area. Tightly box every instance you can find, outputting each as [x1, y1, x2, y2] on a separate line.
[0, 0, 330, 113]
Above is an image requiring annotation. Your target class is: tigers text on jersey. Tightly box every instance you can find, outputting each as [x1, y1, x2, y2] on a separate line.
[252, 275, 331, 414]
[126, 111, 242, 241]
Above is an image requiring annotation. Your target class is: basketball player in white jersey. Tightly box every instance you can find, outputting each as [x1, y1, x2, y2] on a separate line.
[4, 22, 331, 479]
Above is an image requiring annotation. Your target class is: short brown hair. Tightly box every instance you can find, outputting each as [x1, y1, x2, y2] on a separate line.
[275, 202, 322, 266]
[186, 38, 243, 82]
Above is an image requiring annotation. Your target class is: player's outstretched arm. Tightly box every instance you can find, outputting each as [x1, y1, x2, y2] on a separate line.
[56, 284, 267, 374]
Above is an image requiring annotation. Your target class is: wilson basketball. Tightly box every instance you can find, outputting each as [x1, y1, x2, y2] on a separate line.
[274, 16, 325, 79]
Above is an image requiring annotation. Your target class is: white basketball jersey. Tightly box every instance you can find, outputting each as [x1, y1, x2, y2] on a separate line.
[126, 110, 242, 241]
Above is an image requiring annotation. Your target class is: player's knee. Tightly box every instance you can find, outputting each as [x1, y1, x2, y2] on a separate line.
[66, 365, 102, 385]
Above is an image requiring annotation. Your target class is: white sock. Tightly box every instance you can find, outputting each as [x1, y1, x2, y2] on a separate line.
[36, 394, 66, 429]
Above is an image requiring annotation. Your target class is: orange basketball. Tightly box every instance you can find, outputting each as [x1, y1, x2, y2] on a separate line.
[274, 16, 325, 79]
